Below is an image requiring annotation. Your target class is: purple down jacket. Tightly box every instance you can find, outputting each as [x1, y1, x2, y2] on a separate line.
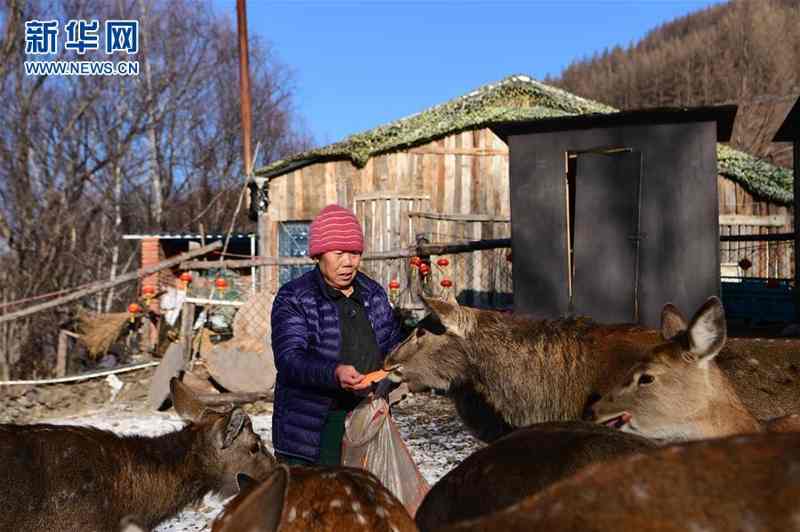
[270, 267, 405, 462]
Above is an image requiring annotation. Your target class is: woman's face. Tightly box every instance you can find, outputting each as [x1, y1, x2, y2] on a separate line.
[318, 251, 362, 290]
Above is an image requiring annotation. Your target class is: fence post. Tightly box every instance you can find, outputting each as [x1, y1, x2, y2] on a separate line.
[56, 330, 69, 377]
[181, 302, 196, 363]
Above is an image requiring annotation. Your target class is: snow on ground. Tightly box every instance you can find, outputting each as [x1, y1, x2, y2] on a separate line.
[48, 392, 483, 531]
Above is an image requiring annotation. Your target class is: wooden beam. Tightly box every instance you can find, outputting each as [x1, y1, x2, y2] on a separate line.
[720, 233, 794, 242]
[0, 241, 222, 325]
[408, 211, 511, 223]
[719, 214, 789, 227]
[408, 148, 508, 157]
[181, 248, 419, 270]
[195, 391, 273, 405]
[180, 302, 195, 363]
[418, 238, 511, 255]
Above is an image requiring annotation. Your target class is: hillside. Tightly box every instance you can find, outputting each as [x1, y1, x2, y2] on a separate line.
[547, 0, 800, 169]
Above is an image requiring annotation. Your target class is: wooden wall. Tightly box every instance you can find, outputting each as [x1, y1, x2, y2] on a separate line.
[265, 128, 511, 256]
[717, 176, 794, 280]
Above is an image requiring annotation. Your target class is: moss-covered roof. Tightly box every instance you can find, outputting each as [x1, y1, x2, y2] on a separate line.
[256, 74, 793, 205]
[717, 144, 793, 205]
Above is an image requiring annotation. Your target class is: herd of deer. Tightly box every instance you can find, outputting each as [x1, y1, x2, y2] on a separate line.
[2, 295, 800, 531]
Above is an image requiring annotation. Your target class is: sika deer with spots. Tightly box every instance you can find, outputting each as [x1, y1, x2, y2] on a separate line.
[438, 431, 800, 532]
[0, 378, 275, 532]
[212, 464, 418, 532]
[590, 297, 800, 442]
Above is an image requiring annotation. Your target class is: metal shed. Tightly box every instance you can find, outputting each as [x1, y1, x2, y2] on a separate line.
[492, 105, 737, 328]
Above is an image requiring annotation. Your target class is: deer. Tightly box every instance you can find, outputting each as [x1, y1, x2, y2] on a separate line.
[414, 421, 656, 532]
[436, 431, 800, 532]
[0, 378, 276, 532]
[211, 463, 419, 532]
[383, 295, 800, 442]
[589, 296, 800, 442]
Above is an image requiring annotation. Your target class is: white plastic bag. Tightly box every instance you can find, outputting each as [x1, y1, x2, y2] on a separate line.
[342, 395, 430, 516]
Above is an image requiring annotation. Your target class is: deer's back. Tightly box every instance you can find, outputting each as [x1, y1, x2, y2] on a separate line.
[0, 423, 175, 531]
[442, 432, 800, 532]
[415, 422, 655, 532]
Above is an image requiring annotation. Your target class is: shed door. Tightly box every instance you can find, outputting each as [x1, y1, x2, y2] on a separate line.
[572, 151, 641, 323]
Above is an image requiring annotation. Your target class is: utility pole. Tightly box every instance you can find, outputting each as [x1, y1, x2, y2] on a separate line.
[236, 0, 271, 291]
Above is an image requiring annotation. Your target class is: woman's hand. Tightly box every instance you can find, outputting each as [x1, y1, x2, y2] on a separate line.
[335, 364, 365, 390]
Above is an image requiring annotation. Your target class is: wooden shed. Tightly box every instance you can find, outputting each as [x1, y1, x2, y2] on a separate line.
[492, 105, 735, 328]
[251, 75, 794, 303]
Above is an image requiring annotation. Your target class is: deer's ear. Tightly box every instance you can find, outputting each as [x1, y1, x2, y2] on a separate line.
[660, 303, 688, 341]
[687, 297, 726, 366]
[250, 465, 289, 532]
[420, 295, 470, 337]
[215, 465, 289, 532]
[218, 408, 248, 449]
[170, 378, 206, 422]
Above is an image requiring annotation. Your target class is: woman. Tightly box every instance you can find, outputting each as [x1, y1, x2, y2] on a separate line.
[270, 204, 406, 466]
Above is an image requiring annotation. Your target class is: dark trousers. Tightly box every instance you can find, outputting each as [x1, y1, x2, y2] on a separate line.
[278, 409, 348, 466]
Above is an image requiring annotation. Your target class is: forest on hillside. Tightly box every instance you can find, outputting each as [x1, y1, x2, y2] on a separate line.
[548, 0, 800, 169]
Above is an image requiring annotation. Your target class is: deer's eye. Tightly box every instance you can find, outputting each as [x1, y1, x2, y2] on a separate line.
[638, 374, 655, 385]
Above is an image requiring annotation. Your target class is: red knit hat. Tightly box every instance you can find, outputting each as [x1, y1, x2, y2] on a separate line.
[308, 204, 364, 257]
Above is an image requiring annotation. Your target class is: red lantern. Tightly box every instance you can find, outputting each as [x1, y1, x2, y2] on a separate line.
[128, 303, 142, 314]
[436, 258, 449, 267]
[142, 286, 156, 296]
[389, 279, 400, 290]
[410, 256, 422, 267]
[179, 272, 193, 283]
[419, 263, 430, 276]
[215, 278, 228, 290]
[440, 278, 453, 288]
[506, 251, 513, 263]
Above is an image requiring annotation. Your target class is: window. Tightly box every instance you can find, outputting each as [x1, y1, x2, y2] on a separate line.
[278, 221, 314, 285]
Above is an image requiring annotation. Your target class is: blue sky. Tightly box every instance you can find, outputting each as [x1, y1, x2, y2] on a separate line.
[212, 0, 723, 150]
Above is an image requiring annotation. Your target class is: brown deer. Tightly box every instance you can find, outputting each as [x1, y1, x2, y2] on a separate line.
[437, 431, 800, 532]
[590, 296, 800, 442]
[0, 378, 275, 532]
[414, 421, 656, 532]
[212, 464, 418, 532]
[383, 295, 800, 442]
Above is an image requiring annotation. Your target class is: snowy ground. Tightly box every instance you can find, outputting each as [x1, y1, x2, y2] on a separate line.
[48, 391, 483, 531]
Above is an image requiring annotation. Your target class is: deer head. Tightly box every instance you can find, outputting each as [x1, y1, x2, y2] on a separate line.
[590, 297, 761, 442]
[384, 295, 474, 392]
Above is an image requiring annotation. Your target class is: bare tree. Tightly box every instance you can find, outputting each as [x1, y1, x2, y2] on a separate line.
[0, 0, 310, 378]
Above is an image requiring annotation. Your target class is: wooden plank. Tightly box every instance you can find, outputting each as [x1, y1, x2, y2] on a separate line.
[353, 192, 430, 201]
[56, 330, 69, 377]
[325, 162, 337, 206]
[408, 147, 509, 156]
[415, 152, 425, 195]
[196, 391, 274, 405]
[454, 133, 464, 213]
[445, 135, 456, 214]
[407, 211, 510, 222]
[719, 214, 788, 226]
[461, 131, 473, 214]
[368, 156, 377, 193]
[435, 141, 445, 212]
[286, 170, 296, 219]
